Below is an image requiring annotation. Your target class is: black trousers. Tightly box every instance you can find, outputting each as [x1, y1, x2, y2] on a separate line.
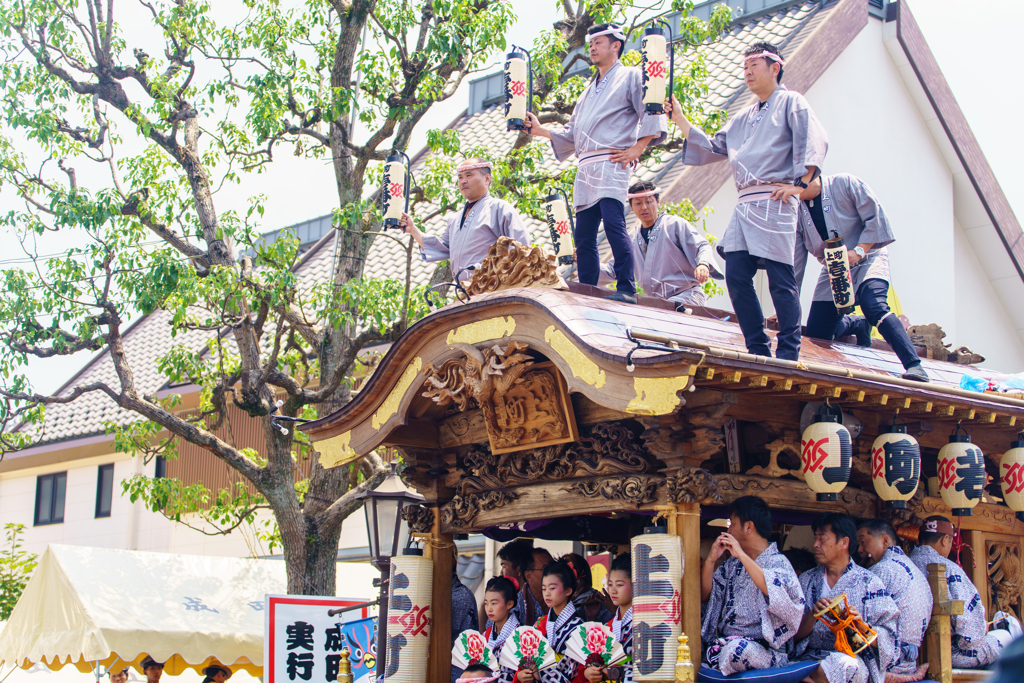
[575, 198, 635, 295]
[805, 277, 921, 369]
[725, 251, 802, 361]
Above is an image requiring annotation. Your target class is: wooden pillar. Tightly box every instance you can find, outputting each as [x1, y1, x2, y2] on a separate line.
[926, 562, 963, 683]
[964, 529, 988, 616]
[427, 512, 454, 683]
[676, 503, 702, 660]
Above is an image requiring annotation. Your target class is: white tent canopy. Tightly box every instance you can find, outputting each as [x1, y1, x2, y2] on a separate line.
[0, 545, 289, 675]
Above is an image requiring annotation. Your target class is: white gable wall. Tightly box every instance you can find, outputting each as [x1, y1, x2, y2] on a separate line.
[692, 17, 1024, 371]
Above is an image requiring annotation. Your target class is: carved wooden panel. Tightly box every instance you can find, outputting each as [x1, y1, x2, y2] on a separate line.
[486, 361, 579, 454]
[987, 536, 1023, 621]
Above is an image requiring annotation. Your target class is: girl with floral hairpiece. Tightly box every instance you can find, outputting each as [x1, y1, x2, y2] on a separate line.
[518, 558, 584, 683]
[481, 576, 521, 683]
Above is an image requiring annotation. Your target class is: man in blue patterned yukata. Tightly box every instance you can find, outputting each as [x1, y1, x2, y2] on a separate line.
[910, 516, 1013, 668]
[795, 513, 898, 683]
[701, 495, 806, 675]
[856, 520, 931, 681]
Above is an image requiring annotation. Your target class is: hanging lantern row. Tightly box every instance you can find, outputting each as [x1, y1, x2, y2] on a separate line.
[870, 415, 921, 509]
[937, 422, 986, 517]
[1000, 432, 1024, 522]
[801, 403, 852, 502]
[503, 46, 532, 132]
[640, 20, 674, 114]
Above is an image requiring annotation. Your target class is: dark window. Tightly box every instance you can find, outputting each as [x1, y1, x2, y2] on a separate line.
[95, 464, 114, 518]
[34, 473, 67, 526]
[154, 456, 166, 479]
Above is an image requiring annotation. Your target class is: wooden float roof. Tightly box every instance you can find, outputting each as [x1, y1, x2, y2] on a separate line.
[300, 287, 1024, 465]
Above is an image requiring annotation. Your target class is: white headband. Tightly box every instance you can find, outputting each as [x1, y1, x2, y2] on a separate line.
[744, 51, 785, 66]
[588, 26, 626, 42]
[627, 187, 660, 199]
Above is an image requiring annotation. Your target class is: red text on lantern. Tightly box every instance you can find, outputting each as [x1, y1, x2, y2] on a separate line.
[1003, 461, 1024, 494]
[802, 437, 831, 474]
[646, 61, 667, 79]
[510, 80, 527, 97]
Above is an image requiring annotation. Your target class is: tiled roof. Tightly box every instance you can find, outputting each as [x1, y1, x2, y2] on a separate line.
[28, 0, 834, 447]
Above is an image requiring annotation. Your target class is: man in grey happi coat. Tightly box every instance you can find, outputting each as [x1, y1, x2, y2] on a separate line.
[794, 173, 928, 382]
[526, 23, 667, 304]
[598, 180, 723, 309]
[795, 514, 898, 683]
[910, 516, 1013, 668]
[668, 42, 827, 361]
[401, 158, 531, 279]
[856, 520, 931, 680]
[701, 496, 805, 676]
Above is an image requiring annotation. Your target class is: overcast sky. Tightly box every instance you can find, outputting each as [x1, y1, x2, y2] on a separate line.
[3, 0, 1021, 394]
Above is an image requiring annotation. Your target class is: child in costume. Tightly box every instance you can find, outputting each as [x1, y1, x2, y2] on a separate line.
[459, 664, 497, 681]
[483, 577, 522, 683]
[519, 558, 584, 683]
[584, 553, 633, 683]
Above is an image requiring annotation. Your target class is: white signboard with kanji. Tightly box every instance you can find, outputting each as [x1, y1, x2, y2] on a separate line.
[265, 595, 374, 683]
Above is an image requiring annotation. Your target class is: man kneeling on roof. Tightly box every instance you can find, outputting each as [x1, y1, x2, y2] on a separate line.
[910, 516, 1016, 668]
[856, 520, 931, 683]
[795, 513, 898, 683]
[599, 181, 723, 310]
[702, 495, 805, 675]
[400, 158, 531, 281]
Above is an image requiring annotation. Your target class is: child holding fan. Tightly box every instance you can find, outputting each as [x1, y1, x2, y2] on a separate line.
[482, 577, 522, 682]
[584, 553, 633, 682]
[519, 559, 584, 683]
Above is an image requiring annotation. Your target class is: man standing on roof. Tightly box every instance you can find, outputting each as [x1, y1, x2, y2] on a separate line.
[794, 173, 928, 382]
[401, 158, 531, 281]
[668, 42, 827, 361]
[856, 520, 931, 681]
[525, 23, 668, 305]
[909, 516, 1015, 668]
[599, 180, 723, 310]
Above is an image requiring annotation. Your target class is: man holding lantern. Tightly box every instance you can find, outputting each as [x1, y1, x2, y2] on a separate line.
[525, 23, 667, 305]
[667, 42, 828, 361]
[400, 158, 531, 281]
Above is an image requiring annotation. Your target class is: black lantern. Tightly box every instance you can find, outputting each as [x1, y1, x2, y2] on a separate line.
[359, 462, 424, 570]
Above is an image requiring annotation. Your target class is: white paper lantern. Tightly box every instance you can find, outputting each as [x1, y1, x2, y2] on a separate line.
[504, 50, 530, 131]
[937, 425, 985, 517]
[1000, 432, 1024, 522]
[631, 527, 682, 681]
[543, 191, 575, 265]
[801, 404, 852, 501]
[641, 28, 669, 114]
[383, 550, 433, 682]
[823, 236, 854, 314]
[382, 154, 409, 229]
[871, 421, 921, 509]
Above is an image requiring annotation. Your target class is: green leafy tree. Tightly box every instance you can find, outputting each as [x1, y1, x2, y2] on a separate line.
[0, 0, 514, 595]
[0, 523, 37, 620]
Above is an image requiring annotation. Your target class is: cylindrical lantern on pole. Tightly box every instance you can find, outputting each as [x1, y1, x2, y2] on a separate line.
[871, 416, 921, 509]
[631, 527, 682, 682]
[543, 191, 575, 265]
[641, 21, 674, 115]
[1000, 432, 1024, 522]
[801, 403, 852, 501]
[823, 232, 855, 315]
[382, 151, 411, 230]
[383, 548, 432, 682]
[936, 423, 986, 517]
[504, 46, 532, 132]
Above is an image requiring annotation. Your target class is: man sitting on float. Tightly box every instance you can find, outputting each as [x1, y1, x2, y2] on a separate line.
[910, 516, 1014, 668]
[599, 180, 722, 311]
[400, 158, 531, 281]
[856, 519, 931, 681]
[795, 513, 898, 683]
[701, 495, 805, 675]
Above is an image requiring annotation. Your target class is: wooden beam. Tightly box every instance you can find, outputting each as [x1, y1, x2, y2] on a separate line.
[956, 408, 976, 420]
[935, 405, 956, 417]
[720, 370, 742, 385]
[925, 562, 961, 683]
[977, 412, 997, 424]
[820, 386, 841, 399]
[909, 401, 934, 414]
[867, 394, 889, 407]
[748, 375, 768, 388]
[797, 383, 818, 397]
[694, 367, 715, 381]
[842, 388, 866, 402]
[773, 379, 794, 392]
[998, 415, 1018, 427]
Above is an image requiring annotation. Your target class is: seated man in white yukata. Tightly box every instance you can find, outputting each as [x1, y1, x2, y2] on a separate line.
[795, 513, 898, 683]
[598, 181, 723, 310]
[701, 495, 805, 675]
[856, 520, 931, 683]
[910, 516, 1014, 669]
[400, 158, 531, 280]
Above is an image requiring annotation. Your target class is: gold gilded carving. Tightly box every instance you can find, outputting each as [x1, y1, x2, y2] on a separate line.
[989, 541, 1022, 619]
[544, 326, 606, 389]
[626, 376, 692, 416]
[668, 467, 723, 505]
[372, 357, 423, 430]
[316, 430, 359, 469]
[446, 316, 516, 346]
[562, 475, 660, 506]
[463, 237, 567, 295]
[403, 504, 435, 534]
[423, 342, 577, 454]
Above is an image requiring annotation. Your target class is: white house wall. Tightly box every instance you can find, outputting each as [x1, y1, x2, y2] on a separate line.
[690, 17, 1024, 371]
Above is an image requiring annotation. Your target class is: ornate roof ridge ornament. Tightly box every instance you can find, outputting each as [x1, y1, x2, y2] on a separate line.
[463, 237, 568, 295]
